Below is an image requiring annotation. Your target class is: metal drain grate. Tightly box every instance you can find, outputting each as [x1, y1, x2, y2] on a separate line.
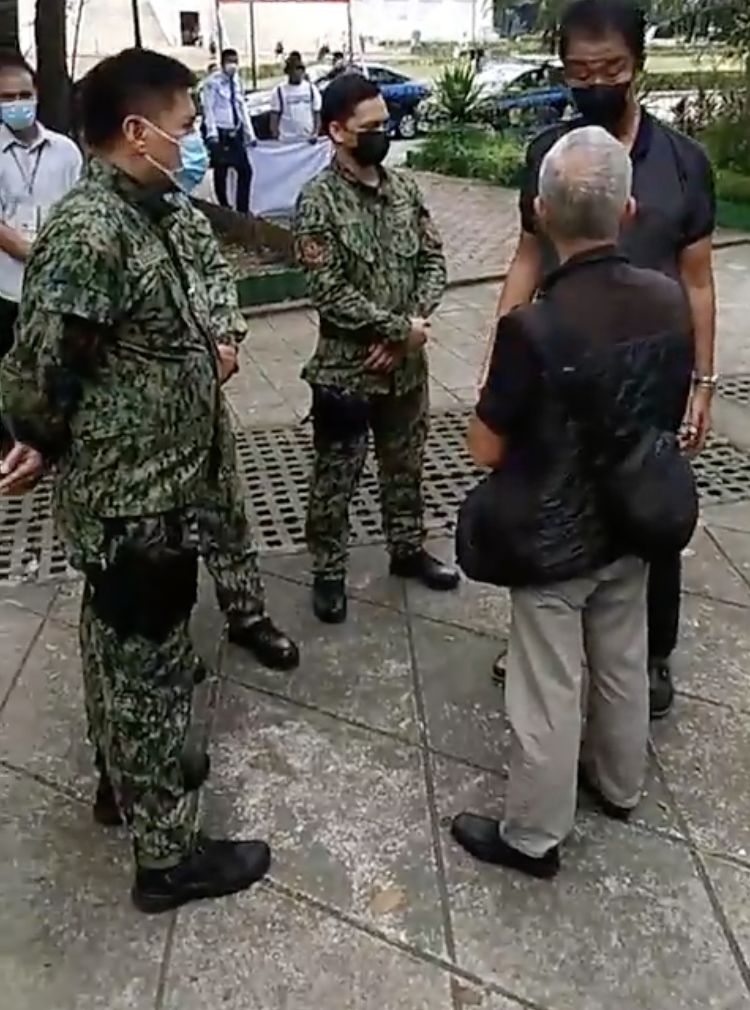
[235, 412, 750, 552]
[719, 375, 750, 408]
[234, 411, 484, 553]
[2, 411, 750, 582]
[0, 481, 73, 583]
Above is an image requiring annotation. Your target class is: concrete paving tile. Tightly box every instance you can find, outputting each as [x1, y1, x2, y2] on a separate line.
[258, 543, 406, 611]
[704, 856, 750, 975]
[702, 502, 750, 535]
[223, 574, 417, 741]
[683, 527, 750, 606]
[411, 618, 509, 772]
[405, 537, 511, 639]
[204, 684, 446, 955]
[676, 595, 750, 712]
[0, 618, 93, 798]
[433, 759, 747, 1010]
[0, 581, 58, 618]
[163, 887, 454, 1010]
[0, 765, 166, 1010]
[704, 526, 750, 595]
[0, 599, 47, 709]
[652, 697, 750, 858]
[47, 578, 83, 627]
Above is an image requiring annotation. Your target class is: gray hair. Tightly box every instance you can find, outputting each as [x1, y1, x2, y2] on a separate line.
[538, 126, 633, 242]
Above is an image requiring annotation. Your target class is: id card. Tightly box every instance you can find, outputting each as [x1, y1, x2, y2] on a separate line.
[8, 203, 38, 242]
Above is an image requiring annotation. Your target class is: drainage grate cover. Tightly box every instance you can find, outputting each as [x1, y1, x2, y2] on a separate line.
[718, 374, 750, 408]
[2, 411, 750, 583]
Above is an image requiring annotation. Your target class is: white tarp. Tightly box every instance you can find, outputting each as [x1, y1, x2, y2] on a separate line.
[221, 138, 333, 218]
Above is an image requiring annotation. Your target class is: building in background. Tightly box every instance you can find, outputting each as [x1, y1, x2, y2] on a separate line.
[17, 0, 494, 78]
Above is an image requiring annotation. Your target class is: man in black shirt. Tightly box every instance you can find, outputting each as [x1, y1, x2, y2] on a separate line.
[452, 125, 693, 880]
[488, 0, 716, 719]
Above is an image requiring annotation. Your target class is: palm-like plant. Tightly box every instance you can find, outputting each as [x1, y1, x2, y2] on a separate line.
[432, 63, 487, 125]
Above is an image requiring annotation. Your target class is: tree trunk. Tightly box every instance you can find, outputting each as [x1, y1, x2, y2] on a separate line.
[35, 0, 73, 135]
[0, 0, 19, 51]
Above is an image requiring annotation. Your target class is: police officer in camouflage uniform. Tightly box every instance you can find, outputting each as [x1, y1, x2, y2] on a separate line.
[0, 48, 298, 913]
[294, 74, 459, 623]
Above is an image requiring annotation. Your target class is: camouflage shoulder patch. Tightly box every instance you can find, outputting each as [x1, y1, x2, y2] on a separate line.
[297, 236, 328, 267]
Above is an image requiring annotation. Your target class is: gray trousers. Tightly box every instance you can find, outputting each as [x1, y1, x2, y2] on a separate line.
[501, 556, 649, 858]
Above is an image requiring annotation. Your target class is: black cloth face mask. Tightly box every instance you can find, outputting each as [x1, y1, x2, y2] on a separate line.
[351, 129, 391, 168]
[571, 82, 631, 132]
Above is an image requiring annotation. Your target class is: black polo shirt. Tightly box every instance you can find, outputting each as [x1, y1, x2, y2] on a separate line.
[520, 111, 716, 279]
[477, 246, 693, 445]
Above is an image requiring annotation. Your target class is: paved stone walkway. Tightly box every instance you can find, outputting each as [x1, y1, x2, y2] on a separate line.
[2, 193, 750, 1010]
[3, 508, 750, 1009]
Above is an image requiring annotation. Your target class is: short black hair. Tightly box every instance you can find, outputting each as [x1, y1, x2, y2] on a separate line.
[285, 50, 304, 71]
[80, 48, 196, 148]
[0, 49, 36, 84]
[321, 73, 380, 131]
[559, 0, 647, 69]
[221, 48, 238, 63]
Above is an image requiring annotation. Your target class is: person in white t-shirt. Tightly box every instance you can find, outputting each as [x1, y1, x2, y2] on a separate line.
[269, 52, 322, 143]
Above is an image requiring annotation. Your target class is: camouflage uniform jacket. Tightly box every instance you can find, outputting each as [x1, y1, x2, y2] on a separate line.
[0, 158, 247, 568]
[294, 160, 447, 395]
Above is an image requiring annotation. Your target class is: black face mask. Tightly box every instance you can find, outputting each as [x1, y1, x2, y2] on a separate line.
[571, 82, 631, 132]
[351, 129, 390, 168]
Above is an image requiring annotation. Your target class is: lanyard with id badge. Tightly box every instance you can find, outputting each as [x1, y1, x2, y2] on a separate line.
[6, 144, 45, 243]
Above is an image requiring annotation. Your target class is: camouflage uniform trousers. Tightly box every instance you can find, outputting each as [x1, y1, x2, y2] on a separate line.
[306, 379, 429, 578]
[79, 496, 265, 869]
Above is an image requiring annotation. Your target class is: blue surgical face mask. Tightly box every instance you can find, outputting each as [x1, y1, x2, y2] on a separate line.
[142, 119, 210, 194]
[1, 99, 37, 132]
[173, 130, 210, 193]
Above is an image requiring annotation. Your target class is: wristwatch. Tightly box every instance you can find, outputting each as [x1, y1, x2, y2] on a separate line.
[692, 373, 719, 390]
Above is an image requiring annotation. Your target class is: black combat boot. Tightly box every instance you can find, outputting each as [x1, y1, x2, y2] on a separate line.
[93, 751, 122, 827]
[312, 576, 347, 624]
[131, 834, 271, 914]
[228, 617, 300, 671]
[390, 549, 460, 591]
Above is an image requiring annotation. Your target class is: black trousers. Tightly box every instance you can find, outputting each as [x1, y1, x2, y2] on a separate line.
[647, 552, 681, 662]
[212, 132, 252, 215]
[0, 295, 18, 447]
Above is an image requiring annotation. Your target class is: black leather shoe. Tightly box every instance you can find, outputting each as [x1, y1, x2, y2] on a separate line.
[132, 834, 271, 915]
[228, 617, 300, 671]
[578, 765, 632, 822]
[390, 549, 460, 591]
[649, 659, 675, 720]
[450, 812, 560, 880]
[93, 771, 123, 828]
[312, 577, 347, 624]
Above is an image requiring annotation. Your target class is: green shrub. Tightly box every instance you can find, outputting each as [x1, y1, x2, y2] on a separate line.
[640, 69, 745, 92]
[406, 128, 526, 187]
[716, 169, 750, 206]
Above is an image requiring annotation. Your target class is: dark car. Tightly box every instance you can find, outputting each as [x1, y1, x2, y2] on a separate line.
[246, 61, 431, 140]
[477, 59, 571, 131]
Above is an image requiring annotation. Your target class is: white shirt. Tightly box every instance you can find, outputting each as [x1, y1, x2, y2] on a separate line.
[0, 123, 83, 302]
[202, 71, 257, 143]
[270, 81, 322, 141]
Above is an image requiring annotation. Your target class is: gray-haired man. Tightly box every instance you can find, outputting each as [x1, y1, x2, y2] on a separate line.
[451, 126, 694, 879]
